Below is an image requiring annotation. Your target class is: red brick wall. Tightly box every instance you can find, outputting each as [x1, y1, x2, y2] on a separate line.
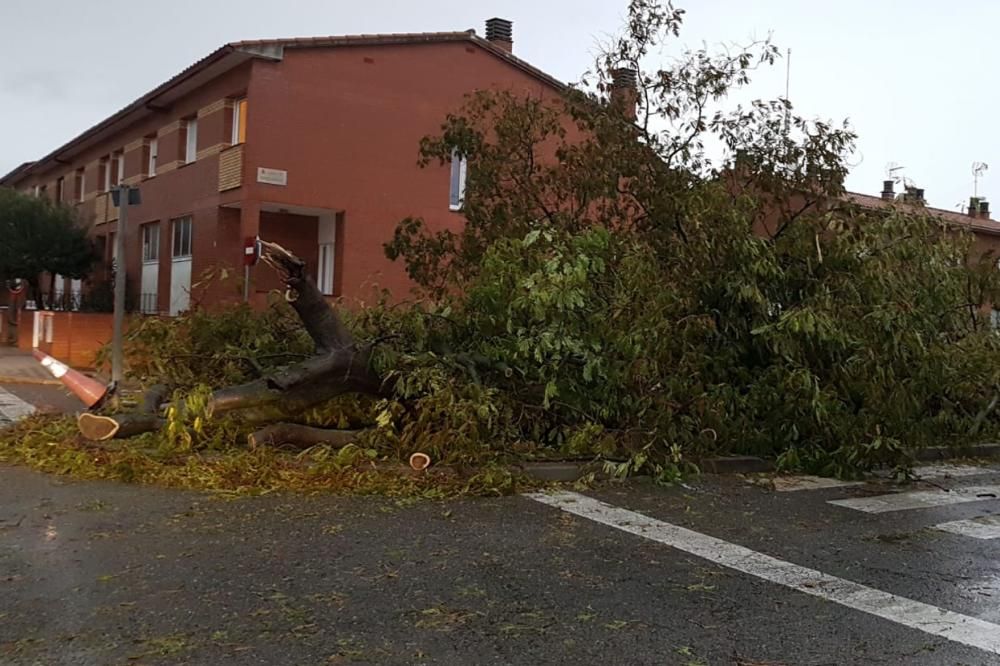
[25, 312, 114, 369]
[244, 42, 563, 301]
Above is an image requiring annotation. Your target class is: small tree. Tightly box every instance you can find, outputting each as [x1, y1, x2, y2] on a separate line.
[0, 187, 97, 304]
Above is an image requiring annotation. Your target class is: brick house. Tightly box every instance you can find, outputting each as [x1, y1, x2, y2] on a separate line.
[0, 18, 564, 314]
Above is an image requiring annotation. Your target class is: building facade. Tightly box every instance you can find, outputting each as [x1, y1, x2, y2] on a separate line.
[0, 19, 563, 313]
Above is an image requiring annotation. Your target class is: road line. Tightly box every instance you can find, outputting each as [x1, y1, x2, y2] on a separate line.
[828, 485, 1000, 513]
[526, 491, 1000, 657]
[0, 386, 34, 424]
[934, 515, 1000, 540]
[913, 464, 998, 480]
[771, 475, 864, 492]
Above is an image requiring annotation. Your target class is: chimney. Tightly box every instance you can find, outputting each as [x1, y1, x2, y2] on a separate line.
[485, 18, 513, 52]
[980, 198, 990, 219]
[610, 67, 639, 121]
[904, 186, 925, 205]
[881, 180, 895, 201]
[969, 197, 980, 217]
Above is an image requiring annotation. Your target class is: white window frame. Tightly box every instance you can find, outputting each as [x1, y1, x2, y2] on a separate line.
[172, 216, 193, 259]
[449, 148, 467, 211]
[141, 223, 160, 263]
[32, 185, 40, 198]
[56, 177, 64, 202]
[148, 138, 158, 177]
[77, 171, 86, 202]
[116, 152, 125, 185]
[102, 158, 111, 192]
[232, 98, 247, 145]
[185, 119, 198, 164]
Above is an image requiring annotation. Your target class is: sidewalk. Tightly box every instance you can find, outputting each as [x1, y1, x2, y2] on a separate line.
[0, 346, 60, 385]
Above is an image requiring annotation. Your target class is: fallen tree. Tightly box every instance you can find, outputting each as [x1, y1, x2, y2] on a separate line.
[78, 240, 388, 446]
[71, 1, 1000, 481]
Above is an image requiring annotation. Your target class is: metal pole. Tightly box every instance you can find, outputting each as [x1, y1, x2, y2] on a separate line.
[111, 187, 127, 385]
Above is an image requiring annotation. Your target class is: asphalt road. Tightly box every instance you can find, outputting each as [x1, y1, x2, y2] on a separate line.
[0, 382, 83, 426]
[2, 464, 1000, 665]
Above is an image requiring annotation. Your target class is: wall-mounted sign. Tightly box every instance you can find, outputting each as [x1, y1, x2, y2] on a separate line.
[257, 167, 288, 186]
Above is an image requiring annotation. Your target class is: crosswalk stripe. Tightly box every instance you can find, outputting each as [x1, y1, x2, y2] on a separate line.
[527, 490, 1000, 656]
[913, 464, 998, 480]
[0, 386, 34, 424]
[772, 476, 864, 492]
[934, 515, 1000, 539]
[829, 485, 1000, 513]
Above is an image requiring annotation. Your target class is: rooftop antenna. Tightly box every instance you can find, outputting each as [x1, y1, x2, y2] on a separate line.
[973, 161, 989, 198]
[885, 162, 904, 184]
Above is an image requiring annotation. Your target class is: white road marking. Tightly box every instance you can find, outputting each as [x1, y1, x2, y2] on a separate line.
[771, 475, 864, 492]
[913, 464, 998, 480]
[0, 386, 34, 423]
[934, 515, 1000, 540]
[828, 485, 1000, 513]
[527, 490, 1000, 656]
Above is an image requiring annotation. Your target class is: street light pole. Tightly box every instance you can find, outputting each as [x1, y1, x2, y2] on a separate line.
[111, 191, 127, 385]
[110, 184, 140, 387]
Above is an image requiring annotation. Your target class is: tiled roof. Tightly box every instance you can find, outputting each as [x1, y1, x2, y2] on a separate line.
[1, 30, 563, 186]
[844, 191, 1000, 236]
[229, 30, 564, 91]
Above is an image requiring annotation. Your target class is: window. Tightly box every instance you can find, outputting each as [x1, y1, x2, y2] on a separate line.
[32, 185, 40, 198]
[232, 98, 247, 144]
[101, 158, 110, 192]
[449, 148, 467, 211]
[141, 223, 160, 263]
[75, 169, 85, 202]
[318, 243, 334, 295]
[148, 138, 158, 176]
[185, 118, 198, 163]
[116, 152, 125, 185]
[56, 177, 64, 202]
[172, 216, 193, 258]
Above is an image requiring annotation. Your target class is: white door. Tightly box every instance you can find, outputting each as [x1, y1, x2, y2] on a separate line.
[170, 216, 193, 316]
[140, 223, 159, 314]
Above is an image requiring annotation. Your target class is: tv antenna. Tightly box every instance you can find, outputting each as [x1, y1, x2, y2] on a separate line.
[973, 162, 989, 198]
[885, 162, 911, 188]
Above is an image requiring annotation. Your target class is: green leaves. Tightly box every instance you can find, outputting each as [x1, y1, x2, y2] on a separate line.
[0, 188, 98, 296]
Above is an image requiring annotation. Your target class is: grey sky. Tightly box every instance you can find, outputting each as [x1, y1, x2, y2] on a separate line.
[1, 1, 995, 211]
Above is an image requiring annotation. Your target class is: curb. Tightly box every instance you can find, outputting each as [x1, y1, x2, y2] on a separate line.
[520, 445, 1000, 482]
[915, 443, 1000, 461]
[0, 375, 62, 387]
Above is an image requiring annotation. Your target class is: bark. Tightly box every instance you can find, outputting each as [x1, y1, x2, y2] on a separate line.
[248, 423, 362, 448]
[258, 239, 354, 352]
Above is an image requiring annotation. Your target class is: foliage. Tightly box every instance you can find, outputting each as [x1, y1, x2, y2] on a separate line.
[12, 1, 1000, 494]
[0, 414, 536, 497]
[96, 298, 315, 388]
[0, 187, 98, 299]
[380, 0, 1000, 478]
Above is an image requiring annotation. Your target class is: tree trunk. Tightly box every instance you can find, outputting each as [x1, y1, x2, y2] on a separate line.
[248, 423, 362, 448]
[77, 384, 169, 441]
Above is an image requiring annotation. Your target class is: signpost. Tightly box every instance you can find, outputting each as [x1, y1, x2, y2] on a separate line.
[110, 185, 141, 386]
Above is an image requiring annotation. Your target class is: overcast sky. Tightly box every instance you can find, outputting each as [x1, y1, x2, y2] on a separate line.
[1, 0, 996, 211]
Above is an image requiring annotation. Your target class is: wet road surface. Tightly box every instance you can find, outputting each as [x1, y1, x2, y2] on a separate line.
[2, 463, 1000, 664]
